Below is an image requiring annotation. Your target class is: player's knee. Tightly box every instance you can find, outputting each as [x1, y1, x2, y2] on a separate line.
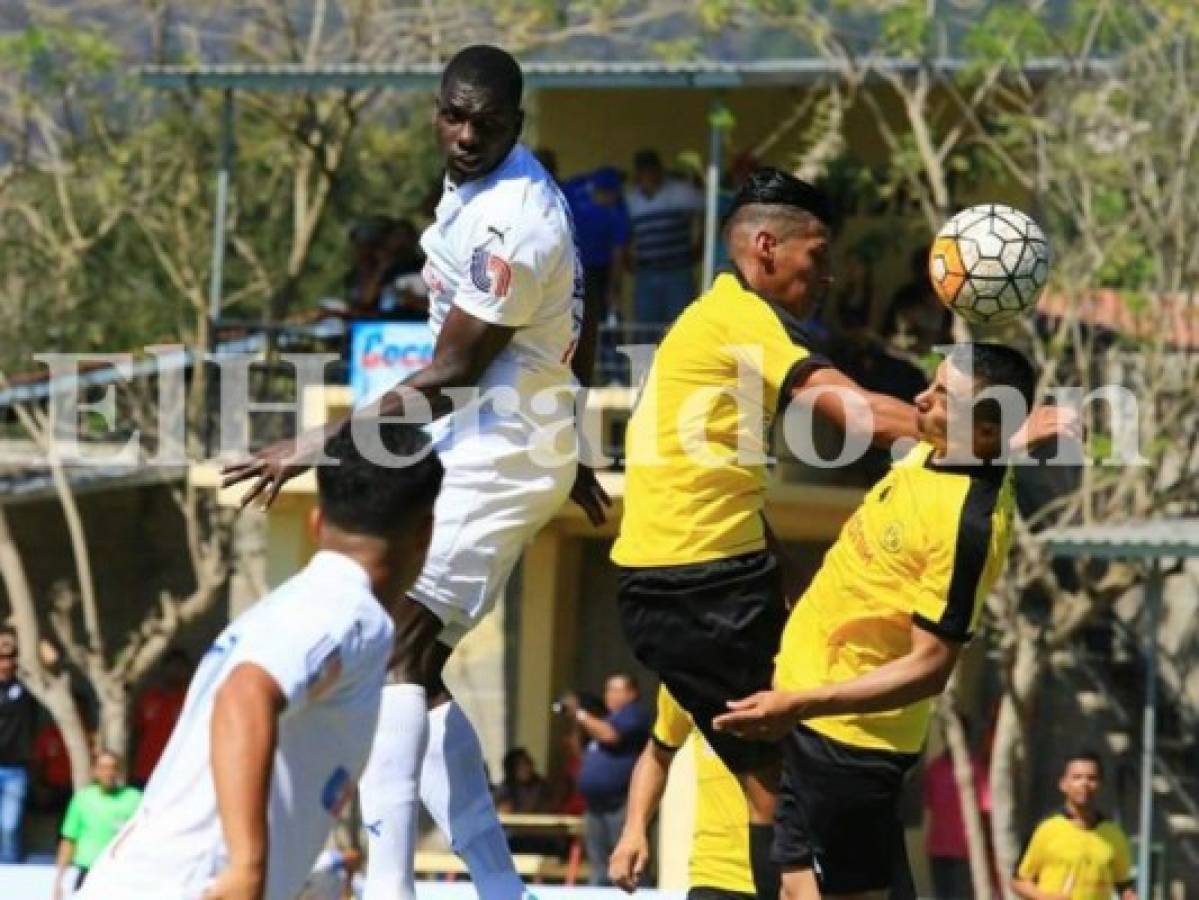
[780, 868, 819, 900]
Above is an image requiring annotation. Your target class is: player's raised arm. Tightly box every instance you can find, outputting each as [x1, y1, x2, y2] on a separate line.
[206, 662, 286, 900]
[793, 365, 921, 448]
[220, 304, 515, 509]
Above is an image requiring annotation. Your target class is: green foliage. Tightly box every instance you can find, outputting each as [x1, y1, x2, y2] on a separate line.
[878, 1, 931, 57]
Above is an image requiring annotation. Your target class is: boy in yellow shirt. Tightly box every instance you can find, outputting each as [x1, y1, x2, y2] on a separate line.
[1013, 751, 1135, 900]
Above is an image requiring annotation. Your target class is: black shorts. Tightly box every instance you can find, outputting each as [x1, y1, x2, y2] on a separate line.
[617, 551, 786, 774]
[687, 888, 756, 900]
[773, 725, 918, 895]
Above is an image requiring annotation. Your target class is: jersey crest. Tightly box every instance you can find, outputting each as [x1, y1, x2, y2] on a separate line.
[470, 247, 512, 298]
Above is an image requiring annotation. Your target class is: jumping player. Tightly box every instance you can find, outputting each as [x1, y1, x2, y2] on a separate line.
[611, 168, 1068, 899]
[222, 45, 606, 900]
[714, 344, 1037, 899]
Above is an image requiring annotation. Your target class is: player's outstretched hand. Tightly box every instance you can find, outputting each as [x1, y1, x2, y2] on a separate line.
[203, 862, 266, 900]
[221, 426, 328, 510]
[712, 691, 801, 741]
[571, 463, 612, 526]
[609, 830, 651, 893]
[1011, 404, 1082, 451]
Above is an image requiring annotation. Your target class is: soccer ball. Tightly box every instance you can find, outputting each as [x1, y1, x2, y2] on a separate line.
[928, 204, 1051, 325]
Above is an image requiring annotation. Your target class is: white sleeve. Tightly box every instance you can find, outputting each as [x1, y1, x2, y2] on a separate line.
[452, 215, 549, 328]
[235, 610, 362, 710]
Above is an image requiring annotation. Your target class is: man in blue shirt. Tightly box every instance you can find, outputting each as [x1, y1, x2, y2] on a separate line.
[563, 167, 631, 328]
[566, 673, 651, 886]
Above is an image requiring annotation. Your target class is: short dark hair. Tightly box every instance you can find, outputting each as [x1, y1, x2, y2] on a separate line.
[316, 423, 443, 537]
[946, 342, 1037, 424]
[725, 167, 833, 232]
[1062, 748, 1104, 777]
[632, 149, 662, 171]
[607, 671, 640, 694]
[442, 45, 523, 109]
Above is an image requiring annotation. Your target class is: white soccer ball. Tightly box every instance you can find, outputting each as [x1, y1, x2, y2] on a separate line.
[928, 204, 1051, 326]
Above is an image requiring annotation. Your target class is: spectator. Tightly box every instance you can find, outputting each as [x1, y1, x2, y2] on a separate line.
[344, 216, 428, 322]
[130, 649, 191, 787]
[563, 167, 630, 323]
[1013, 750, 1135, 900]
[495, 748, 551, 815]
[30, 721, 75, 818]
[625, 149, 704, 325]
[0, 626, 37, 863]
[923, 732, 992, 900]
[52, 750, 141, 897]
[555, 728, 586, 816]
[882, 246, 954, 355]
[569, 673, 651, 885]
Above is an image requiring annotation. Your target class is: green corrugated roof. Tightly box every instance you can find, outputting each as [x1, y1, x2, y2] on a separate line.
[1044, 521, 1199, 559]
[138, 57, 1079, 91]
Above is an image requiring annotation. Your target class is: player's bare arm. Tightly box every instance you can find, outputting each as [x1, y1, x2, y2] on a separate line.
[206, 662, 285, 900]
[221, 306, 515, 509]
[609, 740, 676, 893]
[794, 365, 1078, 451]
[712, 622, 959, 741]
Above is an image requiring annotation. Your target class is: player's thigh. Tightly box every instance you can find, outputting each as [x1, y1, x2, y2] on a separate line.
[617, 551, 787, 775]
[412, 445, 573, 641]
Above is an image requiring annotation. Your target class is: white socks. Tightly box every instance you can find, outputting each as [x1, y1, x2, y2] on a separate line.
[421, 702, 527, 900]
[361, 684, 428, 900]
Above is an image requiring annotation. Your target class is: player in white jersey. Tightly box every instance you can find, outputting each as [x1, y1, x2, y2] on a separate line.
[81, 423, 442, 900]
[222, 45, 607, 900]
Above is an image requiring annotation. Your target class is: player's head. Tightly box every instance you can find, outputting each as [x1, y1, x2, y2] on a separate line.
[436, 45, 524, 184]
[724, 167, 833, 315]
[915, 342, 1036, 461]
[1058, 749, 1104, 810]
[603, 672, 640, 713]
[314, 422, 444, 602]
[94, 749, 125, 790]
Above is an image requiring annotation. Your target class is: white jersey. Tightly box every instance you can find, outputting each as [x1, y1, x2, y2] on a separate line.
[79, 552, 394, 900]
[421, 143, 583, 437]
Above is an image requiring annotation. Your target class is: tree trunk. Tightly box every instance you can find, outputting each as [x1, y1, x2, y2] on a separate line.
[943, 702, 993, 900]
[990, 633, 1042, 896]
[0, 505, 93, 788]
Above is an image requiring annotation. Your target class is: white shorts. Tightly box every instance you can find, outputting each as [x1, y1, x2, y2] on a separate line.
[412, 421, 576, 646]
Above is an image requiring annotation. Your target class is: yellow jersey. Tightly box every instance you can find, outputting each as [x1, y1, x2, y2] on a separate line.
[652, 686, 754, 894]
[611, 272, 826, 568]
[775, 442, 1014, 753]
[1017, 813, 1133, 900]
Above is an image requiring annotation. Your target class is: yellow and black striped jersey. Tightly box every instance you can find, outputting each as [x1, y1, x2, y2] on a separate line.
[775, 442, 1015, 753]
